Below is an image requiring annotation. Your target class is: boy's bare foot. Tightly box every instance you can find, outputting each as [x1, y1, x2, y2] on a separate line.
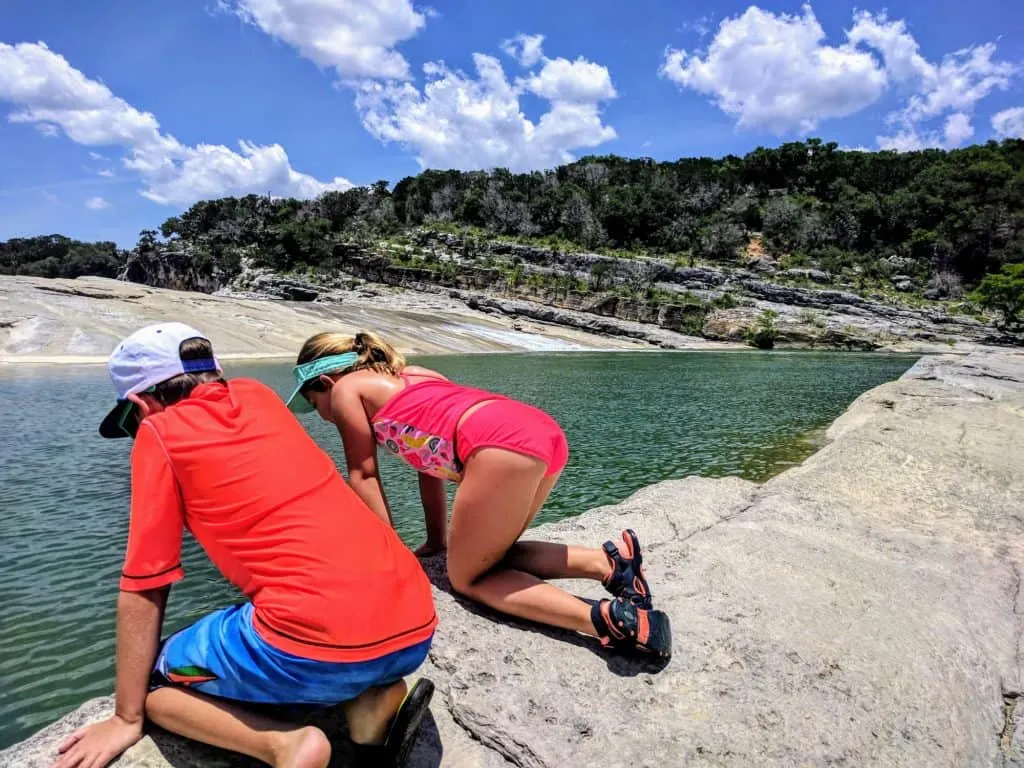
[273, 726, 331, 768]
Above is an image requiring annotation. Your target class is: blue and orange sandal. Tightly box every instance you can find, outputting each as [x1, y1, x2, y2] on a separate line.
[602, 529, 653, 610]
[591, 597, 672, 658]
[351, 678, 436, 767]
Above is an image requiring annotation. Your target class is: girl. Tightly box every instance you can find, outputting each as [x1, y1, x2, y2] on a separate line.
[287, 331, 671, 658]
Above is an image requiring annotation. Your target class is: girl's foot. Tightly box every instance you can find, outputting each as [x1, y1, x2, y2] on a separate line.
[602, 529, 652, 609]
[591, 597, 672, 658]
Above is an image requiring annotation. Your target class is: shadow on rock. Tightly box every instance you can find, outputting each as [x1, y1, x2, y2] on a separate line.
[145, 703, 442, 768]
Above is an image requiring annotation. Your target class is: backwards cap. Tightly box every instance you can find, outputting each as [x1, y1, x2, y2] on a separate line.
[98, 322, 219, 438]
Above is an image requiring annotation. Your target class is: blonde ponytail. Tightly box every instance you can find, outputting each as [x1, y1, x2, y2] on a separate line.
[296, 330, 406, 376]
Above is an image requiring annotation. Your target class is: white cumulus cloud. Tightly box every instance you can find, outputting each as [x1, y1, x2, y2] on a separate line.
[845, 11, 931, 85]
[356, 40, 617, 172]
[992, 107, 1024, 139]
[0, 41, 352, 205]
[943, 112, 974, 147]
[226, 0, 426, 80]
[876, 115, 975, 152]
[660, 5, 887, 133]
[899, 44, 1014, 125]
[84, 196, 110, 210]
[873, 38, 1015, 149]
[501, 34, 546, 68]
[521, 56, 617, 104]
[228, 11, 619, 173]
[661, 4, 1017, 149]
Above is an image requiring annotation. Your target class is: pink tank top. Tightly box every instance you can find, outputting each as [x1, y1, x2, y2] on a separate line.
[372, 375, 504, 482]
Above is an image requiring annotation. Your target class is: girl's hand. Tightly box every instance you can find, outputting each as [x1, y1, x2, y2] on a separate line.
[414, 541, 447, 558]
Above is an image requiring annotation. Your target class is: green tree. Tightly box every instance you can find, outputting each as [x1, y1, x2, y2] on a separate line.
[0, 235, 122, 278]
[160, 217, 183, 240]
[746, 309, 780, 349]
[589, 261, 614, 292]
[762, 197, 804, 253]
[506, 263, 525, 294]
[137, 229, 159, 251]
[695, 222, 745, 262]
[971, 263, 1024, 330]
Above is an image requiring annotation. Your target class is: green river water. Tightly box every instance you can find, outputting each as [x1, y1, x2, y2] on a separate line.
[0, 351, 916, 747]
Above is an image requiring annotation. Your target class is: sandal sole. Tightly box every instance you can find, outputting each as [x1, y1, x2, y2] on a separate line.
[384, 678, 435, 767]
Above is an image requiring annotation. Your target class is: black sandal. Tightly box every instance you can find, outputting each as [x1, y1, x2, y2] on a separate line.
[385, 678, 435, 765]
[602, 529, 653, 610]
[592, 597, 672, 658]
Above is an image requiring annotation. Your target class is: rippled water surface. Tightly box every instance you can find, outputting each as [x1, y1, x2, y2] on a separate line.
[0, 351, 915, 747]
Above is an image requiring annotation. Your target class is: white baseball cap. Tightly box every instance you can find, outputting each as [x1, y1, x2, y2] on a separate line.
[99, 322, 220, 438]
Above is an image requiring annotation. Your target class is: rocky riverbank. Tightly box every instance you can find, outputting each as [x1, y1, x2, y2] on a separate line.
[0, 274, 740, 364]
[118, 229, 1019, 353]
[4, 347, 1022, 767]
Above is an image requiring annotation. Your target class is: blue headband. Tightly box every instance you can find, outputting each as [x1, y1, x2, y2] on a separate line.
[291, 352, 360, 385]
[286, 352, 360, 413]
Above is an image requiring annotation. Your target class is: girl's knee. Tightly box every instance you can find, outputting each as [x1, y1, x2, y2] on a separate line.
[502, 541, 527, 562]
[447, 567, 482, 597]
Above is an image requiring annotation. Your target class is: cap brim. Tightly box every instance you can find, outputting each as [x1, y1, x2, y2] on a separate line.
[286, 384, 315, 414]
[99, 400, 136, 439]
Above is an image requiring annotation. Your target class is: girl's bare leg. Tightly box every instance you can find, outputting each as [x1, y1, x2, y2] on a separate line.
[501, 471, 613, 582]
[446, 449, 599, 637]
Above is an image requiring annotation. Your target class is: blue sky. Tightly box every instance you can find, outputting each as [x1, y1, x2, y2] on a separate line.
[1, 0, 1022, 248]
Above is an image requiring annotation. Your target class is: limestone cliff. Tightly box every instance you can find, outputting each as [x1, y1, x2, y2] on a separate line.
[118, 231, 1015, 353]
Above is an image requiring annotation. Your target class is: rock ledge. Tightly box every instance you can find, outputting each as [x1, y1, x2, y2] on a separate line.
[3, 348, 1024, 767]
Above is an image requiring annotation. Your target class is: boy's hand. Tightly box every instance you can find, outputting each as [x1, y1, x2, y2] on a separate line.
[54, 715, 143, 768]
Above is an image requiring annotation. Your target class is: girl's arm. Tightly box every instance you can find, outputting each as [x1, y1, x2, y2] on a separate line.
[333, 381, 393, 526]
[416, 472, 448, 556]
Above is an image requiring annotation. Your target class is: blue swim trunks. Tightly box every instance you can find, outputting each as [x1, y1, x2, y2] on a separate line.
[153, 603, 432, 705]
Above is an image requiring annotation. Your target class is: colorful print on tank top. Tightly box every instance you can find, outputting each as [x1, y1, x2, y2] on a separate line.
[373, 418, 463, 482]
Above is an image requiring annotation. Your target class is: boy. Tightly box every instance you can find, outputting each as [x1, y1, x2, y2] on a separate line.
[56, 322, 437, 768]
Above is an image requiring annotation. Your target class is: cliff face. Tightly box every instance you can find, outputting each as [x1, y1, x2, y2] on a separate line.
[119, 246, 230, 294]
[5, 347, 1023, 767]
[118, 231, 1011, 352]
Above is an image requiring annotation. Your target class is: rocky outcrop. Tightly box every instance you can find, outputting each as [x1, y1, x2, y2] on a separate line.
[6, 348, 1024, 767]
[458, 293, 731, 350]
[213, 256, 725, 350]
[119, 246, 232, 294]
[315, 236, 1006, 352]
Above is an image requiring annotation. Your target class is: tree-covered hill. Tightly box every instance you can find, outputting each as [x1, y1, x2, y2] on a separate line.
[4, 139, 1023, 295]
[0, 235, 121, 279]
[158, 138, 1024, 291]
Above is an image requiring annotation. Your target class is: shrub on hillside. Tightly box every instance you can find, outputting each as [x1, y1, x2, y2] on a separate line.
[971, 263, 1024, 330]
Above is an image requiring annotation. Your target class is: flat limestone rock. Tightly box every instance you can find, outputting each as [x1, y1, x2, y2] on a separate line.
[0, 275, 648, 361]
[4, 348, 1023, 767]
